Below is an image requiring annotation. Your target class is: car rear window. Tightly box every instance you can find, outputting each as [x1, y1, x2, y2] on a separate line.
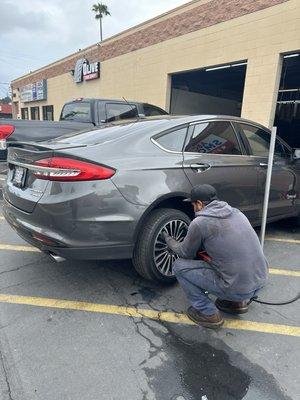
[60, 102, 91, 122]
[154, 127, 187, 152]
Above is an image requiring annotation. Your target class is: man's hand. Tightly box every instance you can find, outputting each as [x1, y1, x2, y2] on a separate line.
[162, 231, 177, 255]
[162, 231, 171, 243]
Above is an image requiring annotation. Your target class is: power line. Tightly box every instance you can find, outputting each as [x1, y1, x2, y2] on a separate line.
[0, 87, 9, 97]
[0, 49, 50, 63]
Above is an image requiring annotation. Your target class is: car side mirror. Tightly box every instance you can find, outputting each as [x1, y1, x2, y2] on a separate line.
[293, 149, 300, 160]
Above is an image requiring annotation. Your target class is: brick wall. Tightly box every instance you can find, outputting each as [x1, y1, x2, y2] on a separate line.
[12, 0, 288, 89]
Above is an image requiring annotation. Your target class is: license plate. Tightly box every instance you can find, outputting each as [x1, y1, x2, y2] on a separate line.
[12, 166, 26, 187]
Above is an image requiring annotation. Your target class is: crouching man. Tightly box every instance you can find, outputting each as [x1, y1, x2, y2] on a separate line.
[163, 184, 268, 329]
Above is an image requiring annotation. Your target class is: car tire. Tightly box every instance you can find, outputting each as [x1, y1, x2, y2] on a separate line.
[133, 208, 190, 283]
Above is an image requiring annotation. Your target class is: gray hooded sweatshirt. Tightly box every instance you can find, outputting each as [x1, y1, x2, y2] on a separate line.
[166, 200, 268, 294]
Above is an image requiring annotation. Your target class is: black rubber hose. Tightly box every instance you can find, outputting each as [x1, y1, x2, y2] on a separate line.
[250, 292, 300, 306]
[175, 267, 300, 306]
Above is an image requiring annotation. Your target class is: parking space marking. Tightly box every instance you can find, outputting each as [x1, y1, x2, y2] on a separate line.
[0, 293, 299, 337]
[269, 268, 300, 277]
[0, 243, 298, 277]
[0, 216, 4, 220]
[0, 244, 39, 252]
[265, 237, 300, 244]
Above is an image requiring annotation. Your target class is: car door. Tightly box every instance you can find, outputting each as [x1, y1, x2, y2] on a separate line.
[236, 122, 298, 219]
[182, 119, 259, 222]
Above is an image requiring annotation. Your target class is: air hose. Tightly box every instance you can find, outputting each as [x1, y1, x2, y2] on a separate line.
[174, 265, 300, 306]
[250, 292, 300, 306]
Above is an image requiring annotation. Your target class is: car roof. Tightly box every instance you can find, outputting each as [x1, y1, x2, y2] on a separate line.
[51, 114, 270, 147]
[63, 98, 155, 106]
[108, 114, 270, 131]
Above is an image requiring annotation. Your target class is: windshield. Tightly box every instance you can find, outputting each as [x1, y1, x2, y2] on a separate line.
[60, 102, 91, 122]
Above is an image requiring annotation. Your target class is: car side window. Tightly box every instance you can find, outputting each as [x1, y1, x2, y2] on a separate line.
[274, 139, 292, 158]
[239, 123, 290, 158]
[105, 103, 138, 122]
[143, 105, 167, 116]
[154, 127, 187, 152]
[184, 121, 242, 155]
[239, 124, 270, 157]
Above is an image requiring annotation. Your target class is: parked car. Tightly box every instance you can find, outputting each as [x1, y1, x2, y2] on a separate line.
[0, 98, 168, 160]
[3, 115, 300, 282]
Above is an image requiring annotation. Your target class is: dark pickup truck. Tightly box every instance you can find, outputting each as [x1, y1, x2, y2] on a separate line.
[0, 98, 168, 160]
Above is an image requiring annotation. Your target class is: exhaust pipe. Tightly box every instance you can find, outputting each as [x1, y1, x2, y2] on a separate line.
[49, 252, 66, 263]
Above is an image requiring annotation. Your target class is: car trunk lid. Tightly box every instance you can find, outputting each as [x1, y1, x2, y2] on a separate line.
[4, 143, 87, 213]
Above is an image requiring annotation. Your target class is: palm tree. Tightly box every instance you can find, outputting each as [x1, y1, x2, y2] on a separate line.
[92, 3, 111, 42]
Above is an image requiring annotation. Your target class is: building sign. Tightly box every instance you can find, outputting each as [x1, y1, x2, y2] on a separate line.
[74, 58, 100, 83]
[20, 80, 47, 103]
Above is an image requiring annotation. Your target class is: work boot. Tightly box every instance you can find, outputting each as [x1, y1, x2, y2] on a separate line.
[215, 298, 250, 314]
[186, 306, 224, 329]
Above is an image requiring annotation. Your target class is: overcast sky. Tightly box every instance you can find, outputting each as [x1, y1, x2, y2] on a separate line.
[0, 0, 189, 97]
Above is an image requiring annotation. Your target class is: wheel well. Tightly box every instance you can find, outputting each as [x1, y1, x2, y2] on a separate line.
[153, 197, 194, 219]
[133, 196, 193, 241]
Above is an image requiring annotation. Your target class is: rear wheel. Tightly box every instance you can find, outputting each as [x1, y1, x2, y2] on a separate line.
[133, 208, 190, 282]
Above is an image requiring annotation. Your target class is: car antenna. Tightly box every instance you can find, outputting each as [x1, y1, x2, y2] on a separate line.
[122, 97, 142, 120]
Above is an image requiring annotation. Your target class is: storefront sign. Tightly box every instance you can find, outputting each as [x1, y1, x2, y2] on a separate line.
[20, 80, 47, 103]
[74, 58, 100, 83]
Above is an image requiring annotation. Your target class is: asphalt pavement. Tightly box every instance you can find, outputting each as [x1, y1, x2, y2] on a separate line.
[0, 165, 299, 400]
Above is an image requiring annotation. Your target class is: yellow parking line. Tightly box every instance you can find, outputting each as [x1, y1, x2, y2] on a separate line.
[269, 268, 300, 277]
[0, 243, 299, 277]
[0, 216, 4, 220]
[0, 244, 39, 252]
[265, 237, 300, 245]
[0, 293, 299, 337]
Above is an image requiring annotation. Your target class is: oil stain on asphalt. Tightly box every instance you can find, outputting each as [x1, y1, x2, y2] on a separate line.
[144, 323, 292, 400]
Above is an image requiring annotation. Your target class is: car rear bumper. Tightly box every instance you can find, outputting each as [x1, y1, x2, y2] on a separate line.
[3, 179, 145, 260]
[3, 200, 135, 260]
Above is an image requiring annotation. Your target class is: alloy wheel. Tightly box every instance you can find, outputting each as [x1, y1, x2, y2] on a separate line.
[153, 219, 188, 277]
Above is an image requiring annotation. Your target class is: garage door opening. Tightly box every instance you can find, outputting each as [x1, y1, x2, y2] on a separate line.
[170, 61, 247, 117]
[274, 53, 300, 148]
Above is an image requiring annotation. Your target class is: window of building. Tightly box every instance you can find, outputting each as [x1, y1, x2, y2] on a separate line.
[21, 107, 29, 120]
[184, 121, 242, 155]
[105, 103, 138, 122]
[154, 127, 188, 152]
[30, 106, 40, 120]
[239, 124, 291, 158]
[143, 105, 167, 117]
[42, 105, 54, 121]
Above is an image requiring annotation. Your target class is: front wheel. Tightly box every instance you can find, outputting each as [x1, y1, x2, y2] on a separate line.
[133, 208, 190, 282]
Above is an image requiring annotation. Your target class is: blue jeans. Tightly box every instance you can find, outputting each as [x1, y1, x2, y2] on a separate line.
[173, 258, 257, 316]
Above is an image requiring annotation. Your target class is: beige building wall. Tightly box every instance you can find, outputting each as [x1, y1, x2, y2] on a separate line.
[15, 0, 300, 127]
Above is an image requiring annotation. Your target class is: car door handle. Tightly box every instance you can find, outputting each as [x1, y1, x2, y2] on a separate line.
[190, 163, 211, 172]
[259, 163, 268, 168]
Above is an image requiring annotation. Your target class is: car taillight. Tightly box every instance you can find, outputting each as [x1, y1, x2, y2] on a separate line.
[0, 125, 15, 140]
[33, 157, 115, 181]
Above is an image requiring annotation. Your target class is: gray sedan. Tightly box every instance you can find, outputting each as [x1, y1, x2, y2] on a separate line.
[3, 115, 300, 282]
